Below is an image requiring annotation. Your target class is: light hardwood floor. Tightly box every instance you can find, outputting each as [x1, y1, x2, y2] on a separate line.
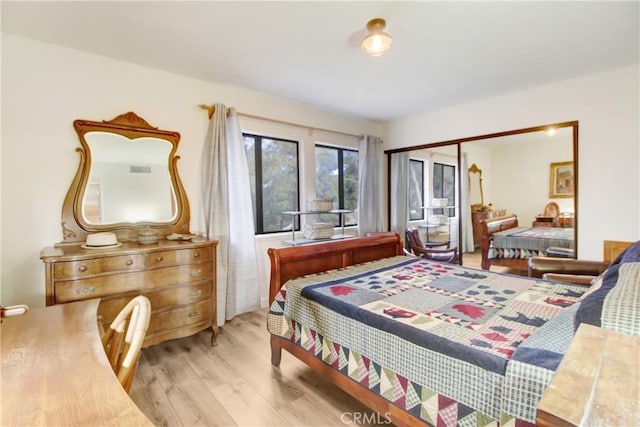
[130, 309, 391, 427]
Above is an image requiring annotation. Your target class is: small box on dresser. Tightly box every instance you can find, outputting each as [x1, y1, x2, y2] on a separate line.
[41, 239, 218, 347]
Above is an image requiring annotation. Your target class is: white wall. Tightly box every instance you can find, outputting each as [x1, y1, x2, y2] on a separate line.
[2, 34, 638, 310]
[1, 35, 380, 308]
[463, 129, 574, 225]
[385, 65, 640, 260]
[488, 137, 573, 224]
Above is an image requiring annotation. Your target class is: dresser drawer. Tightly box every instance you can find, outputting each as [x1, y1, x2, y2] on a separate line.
[96, 281, 213, 327]
[142, 262, 213, 290]
[147, 299, 213, 335]
[55, 272, 144, 303]
[145, 246, 213, 268]
[42, 239, 218, 347]
[53, 254, 144, 279]
[145, 281, 212, 311]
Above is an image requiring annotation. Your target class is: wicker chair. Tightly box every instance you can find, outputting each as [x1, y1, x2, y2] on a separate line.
[405, 227, 459, 263]
[101, 295, 151, 393]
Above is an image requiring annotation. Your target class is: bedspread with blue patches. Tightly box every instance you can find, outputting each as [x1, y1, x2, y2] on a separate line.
[298, 256, 584, 375]
[267, 255, 590, 424]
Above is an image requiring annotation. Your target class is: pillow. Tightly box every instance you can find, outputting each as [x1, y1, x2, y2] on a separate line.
[575, 261, 640, 336]
[578, 270, 606, 300]
[574, 263, 619, 329]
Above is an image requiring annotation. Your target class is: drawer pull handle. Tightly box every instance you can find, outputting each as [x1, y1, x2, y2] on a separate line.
[188, 311, 201, 319]
[188, 290, 203, 298]
[125, 259, 133, 266]
[156, 256, 164, 262]
[78, 265, 88, 273]
[75, 286, 95, 296]
[190, 268, 203, 277]
[193, 252, 201, 258]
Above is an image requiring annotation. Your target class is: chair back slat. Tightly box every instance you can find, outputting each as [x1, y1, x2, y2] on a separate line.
[101, 295, 151, 393]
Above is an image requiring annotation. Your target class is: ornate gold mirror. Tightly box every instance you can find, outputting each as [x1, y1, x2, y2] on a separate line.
[60, 112, 191, 244]
[468, 163, 484, 211]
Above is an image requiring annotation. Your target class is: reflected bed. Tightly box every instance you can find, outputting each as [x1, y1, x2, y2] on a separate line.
[479, 215, 574, 271]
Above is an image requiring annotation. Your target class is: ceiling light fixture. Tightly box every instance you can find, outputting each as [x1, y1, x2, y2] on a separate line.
[361, 18, 392, 57]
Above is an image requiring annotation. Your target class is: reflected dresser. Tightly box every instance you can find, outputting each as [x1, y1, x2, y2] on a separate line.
[41, 239, 218, 347]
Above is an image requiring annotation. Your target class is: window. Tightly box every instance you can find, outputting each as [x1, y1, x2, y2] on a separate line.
[408, 159, 425, 221]
[244, 134, 299, 234]
[432, 162, 456, 216]
[315, 145, 358, 226]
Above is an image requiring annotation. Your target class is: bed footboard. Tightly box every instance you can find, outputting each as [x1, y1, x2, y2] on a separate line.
[270, 335, 282, 367]
[267, 234, 423, 426]
[269, 334, 421, 427]
[479, 214, 519, 270]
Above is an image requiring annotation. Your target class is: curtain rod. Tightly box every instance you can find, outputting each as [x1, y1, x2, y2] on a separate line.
[198, 104, 363, 139]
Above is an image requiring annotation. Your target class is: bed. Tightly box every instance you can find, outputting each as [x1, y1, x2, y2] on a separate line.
[479, 214, 574, 271]
[266, 234, 636, 427]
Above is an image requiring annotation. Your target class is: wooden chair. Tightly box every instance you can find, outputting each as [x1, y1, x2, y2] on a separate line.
[405, 227, 459, 263]
[102, 295, 151, 393]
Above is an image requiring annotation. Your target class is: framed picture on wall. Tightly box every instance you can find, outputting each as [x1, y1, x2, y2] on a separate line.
[549, 161, 574, 198]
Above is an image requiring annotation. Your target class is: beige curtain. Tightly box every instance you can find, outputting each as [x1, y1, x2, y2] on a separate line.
[390, 151, 410, 242]
[202, 104, 259, 326]
[357, 135, 384, 235]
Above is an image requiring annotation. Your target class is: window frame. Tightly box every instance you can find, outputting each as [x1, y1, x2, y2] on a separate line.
[432, 162, 456, 217]
[314, 143, 358, 227]
[243, 132, 300, 235]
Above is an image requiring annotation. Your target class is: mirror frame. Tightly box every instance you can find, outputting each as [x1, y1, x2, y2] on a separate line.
[59, 111, 191, 244]
[385, 120, 579, 260]
[468, 163, 485, 210]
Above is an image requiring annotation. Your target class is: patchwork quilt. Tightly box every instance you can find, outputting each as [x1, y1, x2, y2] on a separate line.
[489, 227, 574, 260]
[268, 255, 588, 426]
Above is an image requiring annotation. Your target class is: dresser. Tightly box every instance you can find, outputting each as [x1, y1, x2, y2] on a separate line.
[471, 209, 506, 248]
[41, 239, 218, 347]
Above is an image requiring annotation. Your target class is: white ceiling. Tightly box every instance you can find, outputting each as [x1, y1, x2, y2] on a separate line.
[2, 1, 638, 122]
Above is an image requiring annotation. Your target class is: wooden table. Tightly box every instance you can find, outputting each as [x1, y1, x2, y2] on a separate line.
[1, 299, 152, 426]
[536, 323, 640, 427]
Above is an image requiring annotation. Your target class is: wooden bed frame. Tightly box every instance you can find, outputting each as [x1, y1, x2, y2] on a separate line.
[267, 233, 426, 427]
[478, 214, 530, 271]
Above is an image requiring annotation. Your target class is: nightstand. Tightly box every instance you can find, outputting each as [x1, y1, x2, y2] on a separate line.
[536, 324, 639, 427]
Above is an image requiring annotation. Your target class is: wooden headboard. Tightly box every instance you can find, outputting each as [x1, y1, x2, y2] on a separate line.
[603, 240, 634, 263]
[267, 233, 404, 303]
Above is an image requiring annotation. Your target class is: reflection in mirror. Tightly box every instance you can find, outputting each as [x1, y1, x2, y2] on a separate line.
[82, 132, 176, 224]
[388, 145, 460, 262]
[461, 126, 575, 228]
[387, 121, 578, 272]
[468, 163, 484, 210]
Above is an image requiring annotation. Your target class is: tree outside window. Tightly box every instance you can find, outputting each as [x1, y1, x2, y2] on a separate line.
[244, 134, 299, 234]
[315, 145, 358, 226]
[432, 162, 455, 216]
